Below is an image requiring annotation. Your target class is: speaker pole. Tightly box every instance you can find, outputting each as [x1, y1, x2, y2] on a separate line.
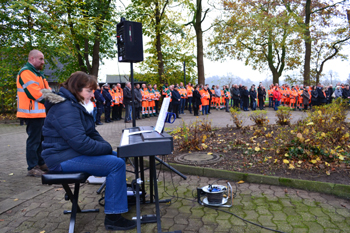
[131, 62, 136, 127]
[183, 61, 186, 85]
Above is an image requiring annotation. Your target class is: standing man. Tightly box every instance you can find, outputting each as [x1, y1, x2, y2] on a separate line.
[179, 82, 186, 114]
[94, 85, 105, 125]
[123, 82, 132, 123]
[171, 85, 181, 119]
[205, 84, 212, 114]
[134, 84, 142, 120]
[231, 84, 240, 109]
[224, 85, 231, 112]
[17, 49, 50, 177]
[116, 83, 123, 120]
[102, 83, 113, 123]
[258, 85, 266, 110]
[186, 83, 193, 114]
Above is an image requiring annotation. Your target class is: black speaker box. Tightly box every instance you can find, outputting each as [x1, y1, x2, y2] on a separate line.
[117, 20, 144, 63]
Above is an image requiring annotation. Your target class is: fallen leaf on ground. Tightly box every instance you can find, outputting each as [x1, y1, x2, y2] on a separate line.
[310, 160, 317, 164]
[289, 164, 295, 169]
[207, 152, 213, 155]
[8, 173, 13, 176]
[14, 198, 18, 201]
[283, 159, 289, 164]
[237, 180, 244, 184]
[326, 171, 330, 175]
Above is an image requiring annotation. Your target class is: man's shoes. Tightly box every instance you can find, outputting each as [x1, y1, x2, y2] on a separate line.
[177, 117, 182, 119]
[105, 214, 136, 231]
[27, 167, 45, 177]
[105, 121, 111, 123]
[125, 120, 131, 123]
[96, 122, 103, 125]
[39, 164, 49, 172]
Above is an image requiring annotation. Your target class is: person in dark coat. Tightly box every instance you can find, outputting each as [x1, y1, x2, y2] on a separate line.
[311, 86, 318, 108]
[134, 84, 142, 120]
[230, 84, 235, 107]
[302, 87, 310, 110]
[102, 83, 113, 123]
[206, 84, 212, 114]
[231, 85, 240, 108]
[41, 71, 136, 231]
[327, 85, 333, 103]
[258, 86, 266, 110]
[94, 85, 105, 125]
[192, 85, 201, 116]
[171, 85, 181, 119]
[318, 87, 327, 105]
[239, 84, 244, 109]
[242, 86, 250, 111]
[249, 86, 257, 110]
[342, 85, 350, 103]
[123, 82, 132, 123]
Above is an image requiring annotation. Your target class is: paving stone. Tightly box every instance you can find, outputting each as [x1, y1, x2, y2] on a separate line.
[185, 218, 203, 231]
[258, 215, 276, 227]
[316, 216, 338, 229]
[335, 208, 350, 218]
[286, 215, 306, 228]
[309, 207, 328, 217]
[271, 211, 287, 221]
[292, 227, 308, 233]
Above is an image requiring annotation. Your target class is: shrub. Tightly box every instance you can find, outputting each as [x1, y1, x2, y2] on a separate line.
[275, 106, 292, 126]
[249, 110, 269, 127]
[275, 101, 350, 163]
[229, 107, 244, 128]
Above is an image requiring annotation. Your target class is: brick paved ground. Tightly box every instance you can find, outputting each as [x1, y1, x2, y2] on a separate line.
[0, 109, 349, 233]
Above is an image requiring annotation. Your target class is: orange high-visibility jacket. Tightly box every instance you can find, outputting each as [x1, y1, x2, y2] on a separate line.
[17, 62, 50, 118]
[200, 90, 210, 106]
[187, 86, 193, 97]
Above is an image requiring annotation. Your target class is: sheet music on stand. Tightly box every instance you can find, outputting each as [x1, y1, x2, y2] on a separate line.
[154, 97, 170, 133]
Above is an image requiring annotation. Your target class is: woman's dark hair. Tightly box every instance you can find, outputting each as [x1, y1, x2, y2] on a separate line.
[62, 71, 97, 102]
[194, 84, 199, 89]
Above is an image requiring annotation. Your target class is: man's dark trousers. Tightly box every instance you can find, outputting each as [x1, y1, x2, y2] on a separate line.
[96, 102, 103, 123]
[25, 118, 45, 170]
[104, 103, 111, 122]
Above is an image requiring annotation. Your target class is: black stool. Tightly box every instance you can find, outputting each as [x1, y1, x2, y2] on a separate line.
[42, 172, 99, 233]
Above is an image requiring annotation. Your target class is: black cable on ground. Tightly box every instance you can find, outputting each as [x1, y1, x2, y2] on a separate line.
[156, 165, 286, 233]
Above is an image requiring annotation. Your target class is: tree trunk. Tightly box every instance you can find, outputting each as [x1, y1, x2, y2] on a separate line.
[155, 1, 164, 84]
[303, 0, 311, 86]
[195, 0, 205, 85]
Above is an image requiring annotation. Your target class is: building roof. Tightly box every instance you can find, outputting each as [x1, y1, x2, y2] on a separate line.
[106, 74, 129, 83]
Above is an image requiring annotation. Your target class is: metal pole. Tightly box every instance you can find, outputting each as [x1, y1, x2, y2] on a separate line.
[183, 61, 186, 85]
[131, 62, 136, 127]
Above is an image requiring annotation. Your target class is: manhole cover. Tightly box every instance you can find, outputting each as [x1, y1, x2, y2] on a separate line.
[174, 152, 223, 165]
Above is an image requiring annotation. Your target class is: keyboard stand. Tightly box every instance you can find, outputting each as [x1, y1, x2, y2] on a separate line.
[133, 155, 182, 233]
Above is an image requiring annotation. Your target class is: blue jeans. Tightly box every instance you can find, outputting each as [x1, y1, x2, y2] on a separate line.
[252, 100, 257, 110]
[60, 151, 128, 214]
[274, 100, 280, 110]
[240, 99, 243, 109]
[187, 97, 192, 113]
[93, 107, 97, 122]
[180, 98, 185, 113]
[269, 97, 273, 108]
[202, 105, 209, 115]
[125, 104, 132, 122]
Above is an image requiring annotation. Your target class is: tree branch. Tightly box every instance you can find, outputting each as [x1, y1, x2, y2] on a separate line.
[311, 0, 346, 15]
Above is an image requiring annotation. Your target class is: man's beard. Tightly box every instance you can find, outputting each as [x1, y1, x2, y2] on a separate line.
[35, 64, 44, 70]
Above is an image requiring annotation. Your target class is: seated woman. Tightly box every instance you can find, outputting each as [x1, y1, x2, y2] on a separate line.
[41, 71, 136, 231]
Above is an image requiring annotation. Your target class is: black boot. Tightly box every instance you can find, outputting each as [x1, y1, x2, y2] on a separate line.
[105, 214, 136, 231]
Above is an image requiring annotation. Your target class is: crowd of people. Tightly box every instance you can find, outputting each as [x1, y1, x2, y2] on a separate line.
[92, 81, 350, 124]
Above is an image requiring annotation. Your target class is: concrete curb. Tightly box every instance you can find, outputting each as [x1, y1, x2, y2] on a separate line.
[144, 159, 350, 199]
